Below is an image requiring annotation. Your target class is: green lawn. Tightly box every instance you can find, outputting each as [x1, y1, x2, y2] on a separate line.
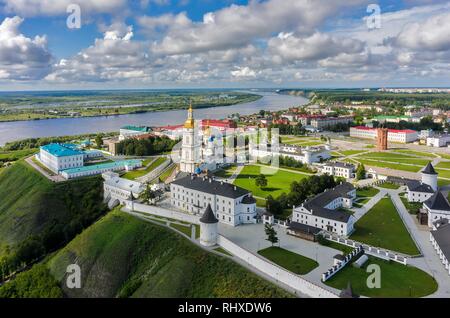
[436, 161, 450, 169]
[340, 150, 367, 156]
[214, 165, 237, 178]
[436, 169, 450, 179]
[438, 179, 450, 187]
[0, 148, 38, 162]
[159, 164, 176, 182]
[257, 246, 318, 275]
[353, 159, 422, 172]
[170, 223, 192, 237]
[439, 153, 450, 160]
[378, 182, 401, 190]
[324, 256, 437, 298]
[394, 150, 437, 159]
[122, 157, 166, 180]
[350, 198, 420, 255]
[356, 187, 380, 198]
[233, 165, 308, 198]
[320, 241, 354, 254]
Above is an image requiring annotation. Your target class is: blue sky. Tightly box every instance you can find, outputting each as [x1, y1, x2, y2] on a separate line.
[0, 0, 449, 90]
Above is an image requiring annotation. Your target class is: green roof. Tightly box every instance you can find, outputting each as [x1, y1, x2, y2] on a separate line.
[62, 160, 141, 175]
[120, 125, 150, 132]
[374, 115, 410, 120]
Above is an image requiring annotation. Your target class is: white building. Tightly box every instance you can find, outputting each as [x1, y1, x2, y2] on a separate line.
[170, 174, 257, 227]
[61, 159, 142, 180]
[320, 162, 356, 179]
[119, 125, 151, 141]
[350, 126, 418, 143]
[427, 135, 450, 147]
[37, 143, 84, 173]
[291, 183, 356, 236]
[425, 191, 450, 228]
[102, 172, 145, 208]
[430, 219, 450, 276]
[310, 116, 353, 130]
[199, 204, 219, 247]
[407, 163, 438, 202]
[250, 143, 331, 165]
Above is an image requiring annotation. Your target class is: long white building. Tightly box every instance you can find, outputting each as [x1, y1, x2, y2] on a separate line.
[102, 172, 145, 208]
[170, 174, 257, 226]
[430, 219, 450, 276]
[427, 135, 450, 148]
[291, 183, 356, 236]
[250, 144, 331, 165]
[406, 163, 438, 203]
[320, 162, 356, 179]
[37, 143, 84, 173]
[425, 191, 450, 228]
[350, 126, 418, 143]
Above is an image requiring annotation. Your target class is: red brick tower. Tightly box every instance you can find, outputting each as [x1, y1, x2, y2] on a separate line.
[377, 128, 388, 151]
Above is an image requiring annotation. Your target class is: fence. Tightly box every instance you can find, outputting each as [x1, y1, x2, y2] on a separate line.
[323, 233, 408, 265]
[127, 201, 200, 224]
[322, 246, 363, 282]
[217, 235, 339, 298]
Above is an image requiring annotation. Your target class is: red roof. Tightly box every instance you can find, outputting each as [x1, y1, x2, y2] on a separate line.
[201, 119, 237, 129]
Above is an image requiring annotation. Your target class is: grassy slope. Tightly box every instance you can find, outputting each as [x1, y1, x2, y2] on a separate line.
[350, 198, 419, 255]
[0, 161, 105, 254]
[47, 208, 291, 298]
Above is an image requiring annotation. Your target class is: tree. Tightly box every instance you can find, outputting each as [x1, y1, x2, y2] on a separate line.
[264, 224, 279, 246]
[356, 163, 366, 180]
[255, 174, 268, 189]
[95, 134, 103, 148]
[140, 184, 156, 205]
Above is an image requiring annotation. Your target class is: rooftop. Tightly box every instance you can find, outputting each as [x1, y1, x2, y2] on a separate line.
[352, 126, 417, 134]
[121, 125, 151, 132]
[104, 176, 144, 194]
[200, 204, 219, 224]
[41, 143, 83, 157]
[171, 175, 251, 199]
[424, 191, 450, 212]
[422, 162, 438, 175]
[62, 159, 141, 175]
[406, 180, 435, 193]
[431, 223, 450, 262]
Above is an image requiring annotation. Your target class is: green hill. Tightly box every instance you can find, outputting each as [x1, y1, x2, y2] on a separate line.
[48, 208, 291, 298]
[0, 161, 107, 278]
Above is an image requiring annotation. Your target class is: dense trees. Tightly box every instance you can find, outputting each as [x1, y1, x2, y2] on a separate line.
[265, 174, 338, 218]
[116, 136, 178, 156]
[270, 123, 305, 136]
[372, 116, 443, 131]
[0, 264, 63, 298]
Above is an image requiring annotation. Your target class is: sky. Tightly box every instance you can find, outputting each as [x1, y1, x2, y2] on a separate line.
[0, 0, 449, 91]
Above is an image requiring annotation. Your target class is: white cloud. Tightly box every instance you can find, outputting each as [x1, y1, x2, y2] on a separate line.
[0, 16, 52, 80]
[1, 0, 127, 17]
[391, 12, 450, 51]
[144, 0, 367, 55]
[231, 66, 257, 78]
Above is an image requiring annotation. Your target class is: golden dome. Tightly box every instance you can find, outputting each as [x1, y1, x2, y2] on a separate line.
[184, 102, 195, 129]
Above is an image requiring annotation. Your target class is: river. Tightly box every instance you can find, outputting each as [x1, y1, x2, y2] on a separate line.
[0, 91, 308, 146]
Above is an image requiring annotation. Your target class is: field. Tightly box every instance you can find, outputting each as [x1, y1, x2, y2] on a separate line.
[394, 150, 438, 159]
[0, 148, 38, 162]
[350, 151, 433, 173]
[232, 165, 308, 198]
[257, 247, 318, 275]
[436, 161, 450, 169]
[436, 169, 450, 179]
[356, 187, 380, 198]
[121, 157, 166, 180]
[46, 208, 292, 298]
[350, 198, 420, 255]
[324, 256, 437, 297]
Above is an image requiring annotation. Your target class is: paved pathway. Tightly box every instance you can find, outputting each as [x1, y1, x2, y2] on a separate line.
[218, 222, 342, 295]
[352, 189, 386, 222]
[25, 156, 66, 182]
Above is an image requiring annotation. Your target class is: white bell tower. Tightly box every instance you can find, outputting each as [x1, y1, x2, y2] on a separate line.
[180, 102, 200, 173]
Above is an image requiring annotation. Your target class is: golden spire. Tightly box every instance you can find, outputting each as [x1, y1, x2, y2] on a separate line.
[184, 100, 195, 129]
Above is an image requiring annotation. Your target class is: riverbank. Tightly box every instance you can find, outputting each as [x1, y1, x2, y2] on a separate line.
[0, 91, 309, 146]
[0, 94, 262, 123]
